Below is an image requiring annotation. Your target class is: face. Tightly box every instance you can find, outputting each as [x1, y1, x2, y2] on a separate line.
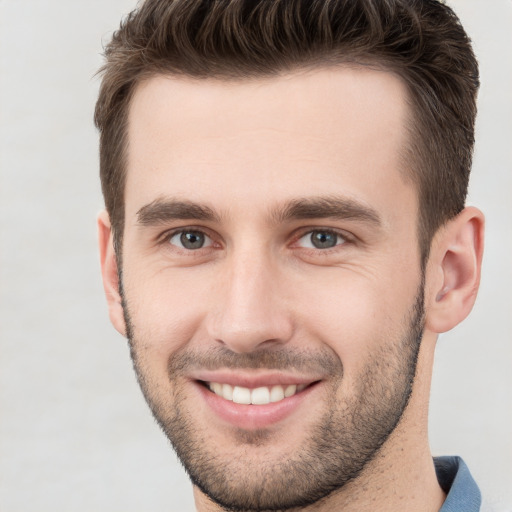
[119, 68, 425, 510]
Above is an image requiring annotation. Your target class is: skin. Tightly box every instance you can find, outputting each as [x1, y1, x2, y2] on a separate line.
[99, 67, 484, 511]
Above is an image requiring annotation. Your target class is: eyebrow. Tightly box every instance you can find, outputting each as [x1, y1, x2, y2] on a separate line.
[271, 196, 381, 226]
[136, 195, 381, 227]
[137, 198, 220, 225]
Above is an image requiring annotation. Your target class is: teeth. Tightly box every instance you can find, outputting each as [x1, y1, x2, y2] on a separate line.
[284, 384, 297, 397]
[211, 382, 223, 395]
[251, 387, 270, 405]
[233, 386, 251, 404]
[208, 382, 307, 405]
[222, 383, 233, 401]
[270, 385, 285, 402]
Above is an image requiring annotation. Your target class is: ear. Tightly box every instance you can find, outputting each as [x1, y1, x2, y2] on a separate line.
[425, 207, 485, 334]
[98, 210, 127, 337]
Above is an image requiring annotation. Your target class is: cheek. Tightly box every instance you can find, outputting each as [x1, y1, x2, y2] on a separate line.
[121, 267, 213, 363]
[292, 268, 417, 372]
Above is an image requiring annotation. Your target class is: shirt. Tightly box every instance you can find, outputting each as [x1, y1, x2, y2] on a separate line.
[436, 456, 481, 512]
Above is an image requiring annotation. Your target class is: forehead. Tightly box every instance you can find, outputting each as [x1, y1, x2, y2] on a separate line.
[125, 67, 416, 226]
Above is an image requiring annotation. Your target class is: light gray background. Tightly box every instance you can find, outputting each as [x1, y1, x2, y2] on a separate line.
[0, 1, 510, 511]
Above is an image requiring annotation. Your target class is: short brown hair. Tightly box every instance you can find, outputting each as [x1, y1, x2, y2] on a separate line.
[95, 0, 479, 263]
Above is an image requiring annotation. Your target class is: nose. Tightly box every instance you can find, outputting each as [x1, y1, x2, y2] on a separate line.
[207, 250, 294, 353]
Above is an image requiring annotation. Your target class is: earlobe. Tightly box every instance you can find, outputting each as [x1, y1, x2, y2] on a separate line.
[425, 207, 485, 334]
[97, 210, 127, 337]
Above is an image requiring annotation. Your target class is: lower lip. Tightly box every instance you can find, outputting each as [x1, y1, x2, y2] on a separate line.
[195, 382, 319, 430]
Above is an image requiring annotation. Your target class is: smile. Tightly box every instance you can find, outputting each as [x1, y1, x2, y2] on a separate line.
[207, 382, 308, 405]
[194, 376, 322, 429]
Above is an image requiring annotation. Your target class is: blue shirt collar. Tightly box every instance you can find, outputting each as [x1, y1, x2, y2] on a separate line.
[435, 456, 481, 512]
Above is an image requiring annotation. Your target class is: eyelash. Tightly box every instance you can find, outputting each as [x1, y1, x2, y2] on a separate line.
[158, 226, 354, 253]
[159, 227, 218, 251]
[292, 227, 353, 252]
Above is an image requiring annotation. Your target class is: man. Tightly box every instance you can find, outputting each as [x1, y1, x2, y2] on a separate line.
[95, 1, 484, 510]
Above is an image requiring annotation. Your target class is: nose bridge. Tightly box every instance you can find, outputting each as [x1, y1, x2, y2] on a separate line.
[210, 243, 292, 352]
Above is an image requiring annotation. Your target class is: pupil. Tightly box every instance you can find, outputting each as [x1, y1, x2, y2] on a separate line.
[181, 231, 204, 249]
[311, 231, 337, 249]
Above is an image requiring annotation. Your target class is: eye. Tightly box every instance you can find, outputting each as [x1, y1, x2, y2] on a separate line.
[168, 230, 213, 250]
[296, 229, 346, 249]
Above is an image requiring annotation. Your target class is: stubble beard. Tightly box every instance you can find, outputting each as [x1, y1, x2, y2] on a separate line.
[121, 281, 425, 512]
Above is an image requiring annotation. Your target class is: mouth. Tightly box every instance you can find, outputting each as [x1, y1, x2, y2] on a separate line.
[191, 372, 323, 429]
[202, 381, 311, 405]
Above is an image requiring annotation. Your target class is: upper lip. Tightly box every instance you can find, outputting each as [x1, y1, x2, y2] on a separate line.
[190, 370, 321, 388]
